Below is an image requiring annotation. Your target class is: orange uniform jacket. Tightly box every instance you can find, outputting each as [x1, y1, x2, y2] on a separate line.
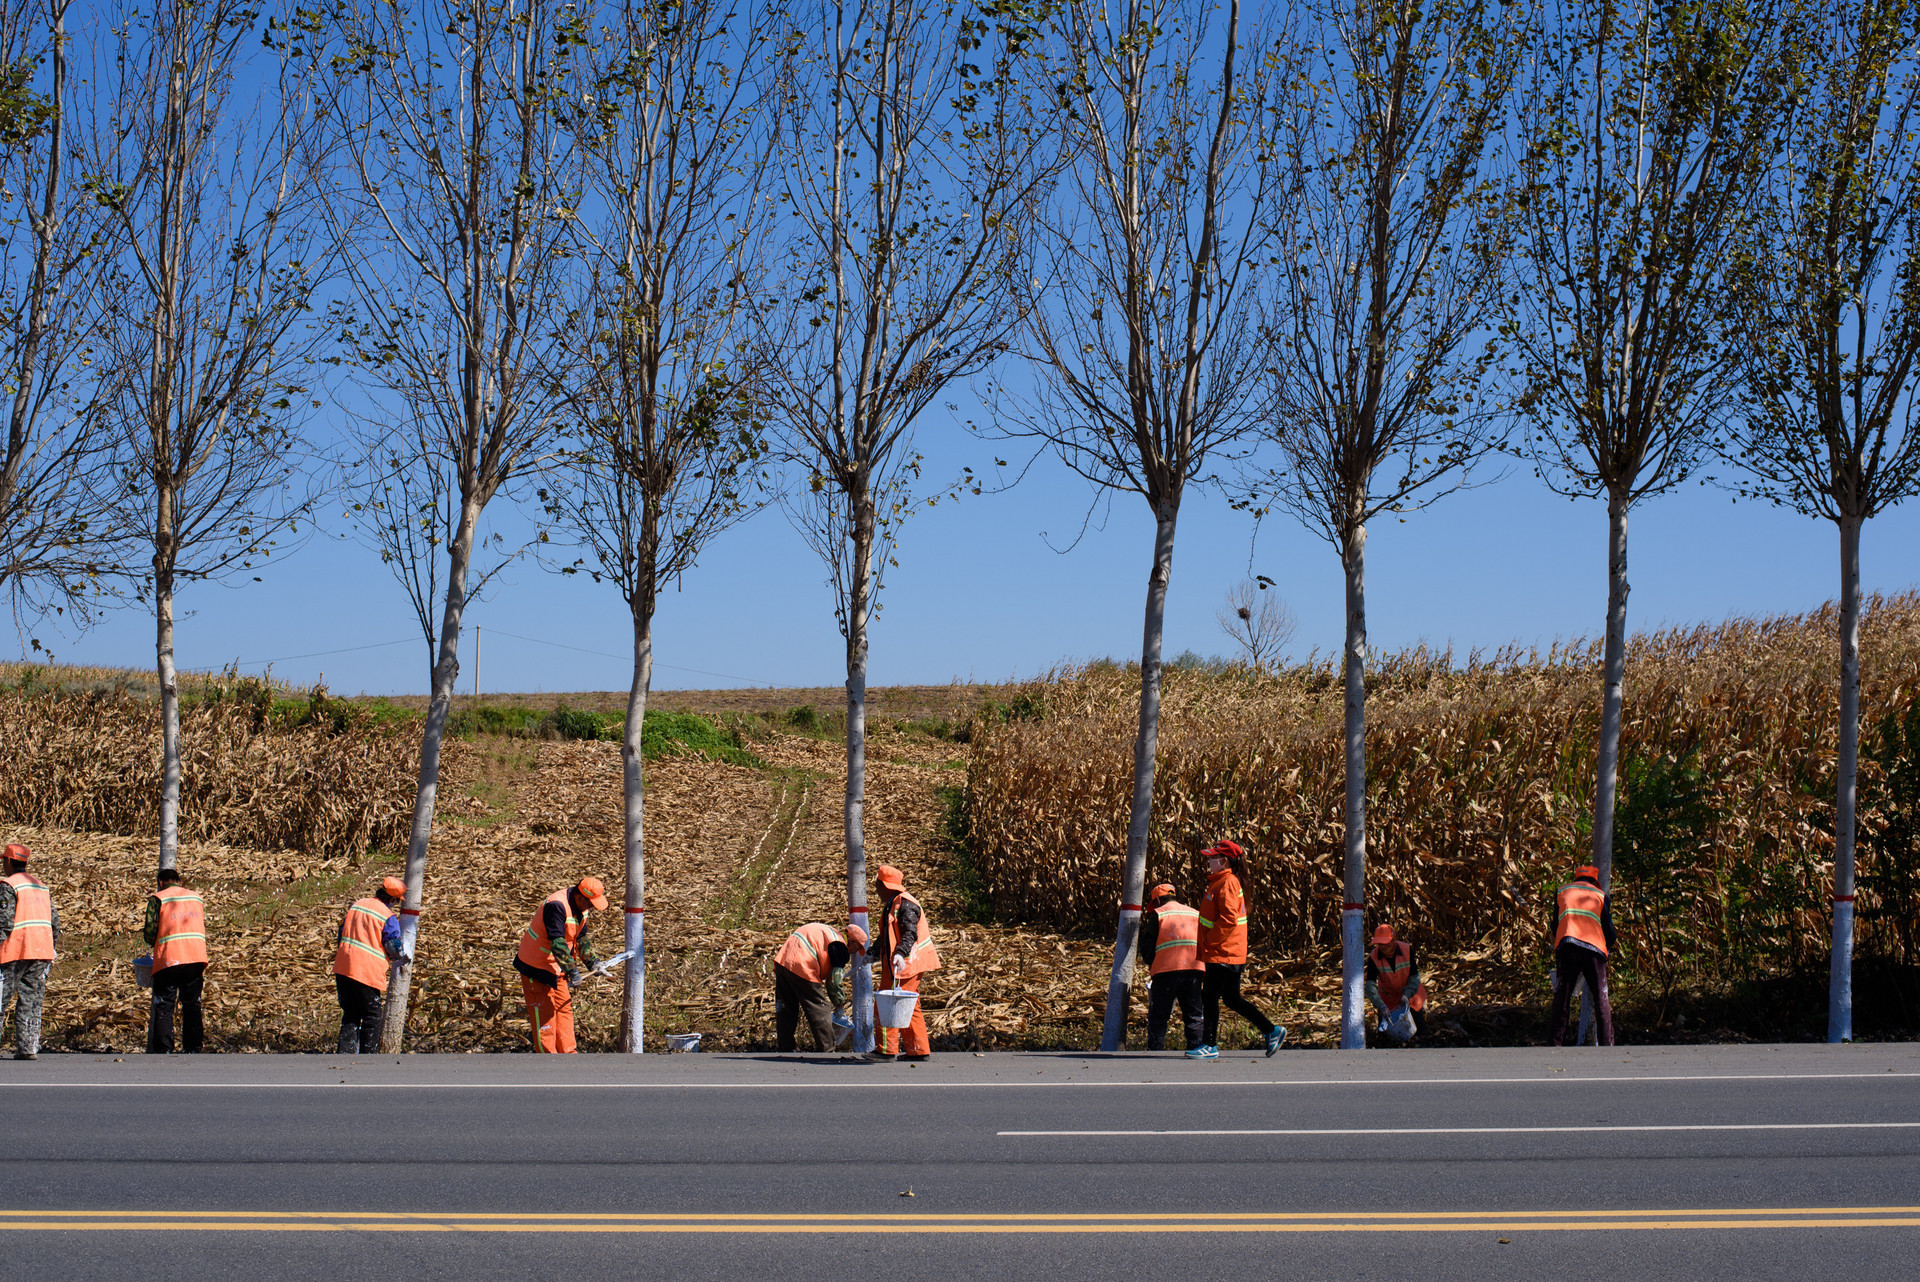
[1554, 882, 1609, 955]
[1370, 940, 1425, 1011]
[0, 872, 55, 963]
[151, 886, 209, 969]
[880, 891, 940, 980]
[1147, 901, 1203, 975]
[333, 897, 393, 991]
[517, 890, 582, 978]
[776, 922, 846, 983]
[1197, 869, 1248, 965]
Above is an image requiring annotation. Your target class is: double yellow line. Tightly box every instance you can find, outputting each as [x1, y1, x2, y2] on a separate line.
[1, 1208, 1917, 1234]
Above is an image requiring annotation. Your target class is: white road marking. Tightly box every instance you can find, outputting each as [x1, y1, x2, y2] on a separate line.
[999, 1122, 1920, 1136]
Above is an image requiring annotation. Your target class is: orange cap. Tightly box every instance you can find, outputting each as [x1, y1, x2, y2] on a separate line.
[381, 876, 406, 899]
[3, 843, 30, 863]
[876, 864, 905, 890]
[1371, 924, 1395, 946]
[846, 924, 869, 950]
[1148, 882, 1177, 903]
[1574, 865, 1600, 883]
[577, 876, 609, 910]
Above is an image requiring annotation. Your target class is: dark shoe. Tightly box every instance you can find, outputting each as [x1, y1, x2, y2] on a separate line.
[861, 1051, 898, 1063]
[13, 1051, 35, 1061]
[901, 1054, 931, 1062]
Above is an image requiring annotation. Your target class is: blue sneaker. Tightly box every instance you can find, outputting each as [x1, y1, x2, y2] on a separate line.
[1265, 1025, 1287, 1057]
[1185, 1044, 1219, 1060]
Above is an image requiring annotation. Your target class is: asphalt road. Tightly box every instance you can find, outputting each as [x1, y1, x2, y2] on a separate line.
[3, 1043, 1915, 1279]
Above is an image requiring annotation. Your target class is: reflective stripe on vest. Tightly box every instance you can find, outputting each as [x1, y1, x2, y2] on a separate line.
[1372, 940, 1424, 1011]
[333, 897, 393, 991]
[152, 886, 208, 969]
[0, 873, 54, 963]
[885, 891, 941, 978]
[1198, 869, 1249, 964]
[776, 922, 844, 984]
[516, 891, 580, 976]
[1149, 904, 1202, 975]
[1554, 882, 1609, 955]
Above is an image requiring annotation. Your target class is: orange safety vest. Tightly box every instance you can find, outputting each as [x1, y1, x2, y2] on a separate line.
[151, 885, 209, 970]
[1554, 881, 1609, 955]
[1148, 901, 1203, 975]
[881, 890, 940, 979]
[0, 872, 54, 963]
[1197, 869, 1249, 965]
[333, 897, 393, 991]
[775, 922, 845, 984]
[516, 890, 581, 978]
[1371, 940, 1425, 1012]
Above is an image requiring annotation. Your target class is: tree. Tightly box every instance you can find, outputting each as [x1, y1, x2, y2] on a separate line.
[87, 0, 330, 874]
[760, 0, 1046, 1053]
[1723, 0, 1920, 1042]
[1502, 0, 1786, 895]
[325, 0, 581, 1049]
[997, 0, 1275, 1051]
[551, 0, 774, 1052]
[1214, 579, 1294, 674]
[1256, 0, 1520, 1049]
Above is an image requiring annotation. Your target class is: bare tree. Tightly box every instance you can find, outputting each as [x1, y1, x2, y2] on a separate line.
[1503, 0, 1788, 897]
[995, 0, 1275, 1051]
[324, 0, 581, 1049]
[1257, 0, 1520, 1049]
[760, 0, 1046, 1053]
[1215, 580, 1295, 674]
[87, 0, 330, 875]
[1723, 0, 1920, 1042]
[551, 0, 775, 1052]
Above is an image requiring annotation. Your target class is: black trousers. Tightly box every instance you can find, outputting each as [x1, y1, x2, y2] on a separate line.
[1548, 941, 1615, 1046]
[335, 975, 384, 1054]
[1146, 971, 1205, 1050]
[1202, 962, 1274, 1045]
[148, 962, 206, 1053]
[774, 964, 837, 1051]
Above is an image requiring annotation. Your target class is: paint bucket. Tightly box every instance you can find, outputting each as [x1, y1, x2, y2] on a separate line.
[133, 956, 154, 990]
[666, 1032, 703, 1053]
[1377, 1005, 1415, 1044]
[874, 988, 919, 1029]
[831, 1009, 854, 1049]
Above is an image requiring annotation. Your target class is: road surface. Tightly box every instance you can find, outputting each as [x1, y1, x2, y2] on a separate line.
[2, 1043, 1915, 1278]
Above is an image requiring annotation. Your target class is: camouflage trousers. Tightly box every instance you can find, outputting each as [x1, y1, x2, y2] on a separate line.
[0, 960, 51, 1055]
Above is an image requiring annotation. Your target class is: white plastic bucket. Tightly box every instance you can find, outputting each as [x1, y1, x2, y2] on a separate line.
[831, 1010, 853, 1049]
[666, 1032, 702, 1053]
[1377, 1005, 1415, 1043]
[874, 987, 920, 1029]
[132, 956, 154, 990]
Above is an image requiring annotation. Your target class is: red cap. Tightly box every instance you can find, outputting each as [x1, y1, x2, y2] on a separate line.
[2, 843, 30, 863]
[1574, 865, 1600, 884]
[1202, 839, 1244, 861]
[577, 877, 610, 910]
[876, 864, 905, 890]
[381, 876, 406, 899]
[1371, 924, 1395, 947]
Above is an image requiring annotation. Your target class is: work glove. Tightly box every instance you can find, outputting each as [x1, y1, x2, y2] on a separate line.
[892, 954, 908, 975]
[565, 969, 582, 988]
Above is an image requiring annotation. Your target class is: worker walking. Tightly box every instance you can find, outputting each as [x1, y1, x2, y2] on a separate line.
[774, 921, 865, 1052]
[866, 864, 939, 1062]
[1140, 882, 1204, 1052]
[333, 876, 406, 1054]
[146, 868, 209, 1054]
[513, 877, 608, 1053]
[1191, 840, 1285, 1060]
[1548, 864, 1617, 1046]
[1365, 923, 1427, 1044]
[0, 843, 58, 1060]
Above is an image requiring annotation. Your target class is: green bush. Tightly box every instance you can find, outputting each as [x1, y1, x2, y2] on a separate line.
[641, 711, 763, 767]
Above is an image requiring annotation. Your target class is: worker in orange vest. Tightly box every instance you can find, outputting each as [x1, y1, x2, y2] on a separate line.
[145, 868, 209, 1054]
[333, 876, 406, 1054]
[774, 921, 865, 1052]
[1140, 882, 1204, 1051]
[513, 877, 608, 1053]
[1192, 840, 1285, 1060]
[0, 843, 58, 1060]
[866, 864, 939, 1062]
[1548, 864, 1617, 1046]
[1365, 923, 1427, 1043]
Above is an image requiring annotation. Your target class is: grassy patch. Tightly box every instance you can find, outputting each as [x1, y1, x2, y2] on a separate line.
[935, 783, 994, 924]
[708, 768, 817, 929]
[219, 863, 395, 933]
[453, 741, 541, 827]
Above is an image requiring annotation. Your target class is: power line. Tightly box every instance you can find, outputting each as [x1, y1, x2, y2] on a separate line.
[476, 627, 774, 686]
[237, 637, 419, 666]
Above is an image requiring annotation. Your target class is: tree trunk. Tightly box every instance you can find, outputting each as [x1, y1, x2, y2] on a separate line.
[1591, 490, 1630, 891]
[845, 491, 876, 1054]
[1829, 510, 1861, 1043]
[379, 495, 480, 1052]
[155, 563, 180, 876]
[1339, 522, 1368, 1049]
[618, 605, 653, 1052]
[1100, 504, 1177, 1052]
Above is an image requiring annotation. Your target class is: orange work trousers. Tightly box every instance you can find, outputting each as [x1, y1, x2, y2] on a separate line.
[874, 972, 929, 1057]
[522, 975, 576, 1053]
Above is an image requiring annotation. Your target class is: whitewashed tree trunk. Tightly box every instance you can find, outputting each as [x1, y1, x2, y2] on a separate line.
[1592, 489, 1630, 891]
[846, 492, 876, 1054]
[619, 609, 653, 1052]
[1339, 522, 1368, 1049]
[155, 555, 180, 876]
[1101, 506, 1177, 1052]
[1829, 511, 1862, 1043]
[380, 495, 480, 1052]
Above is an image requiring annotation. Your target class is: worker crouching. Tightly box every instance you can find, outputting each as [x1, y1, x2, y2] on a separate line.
[774, 922, 864, 1052]
[867, 864, 939, 1062]
[146, 868, 209, 1054]
[0, 843, 58, 1060]
[333, 876, 406, 1054]
[1548, 865, 1617, 1046]
[1365, 924, 1426, 1045]
[514, 877, 608, 1053]
[1141, 882, 1204, 1051]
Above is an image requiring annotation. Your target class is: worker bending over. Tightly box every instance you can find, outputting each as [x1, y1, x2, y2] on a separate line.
[1140, 882, 1204, 1052]
[0, 843, 58, 1060]
[146, 868, 209, 1053]
[1548, 864, 1617, 1046]
[774, 921, 865, 1052]
[333, 876, 406, 1054]
[1365, 923, 1427, 1043]
[514, 877, 608, 1053]
[867, 864, 939, 1062]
